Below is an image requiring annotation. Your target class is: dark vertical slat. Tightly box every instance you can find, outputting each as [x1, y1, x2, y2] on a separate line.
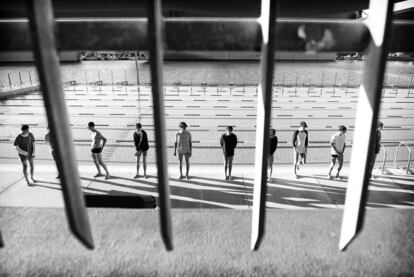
[339, 0, 393, 251]
[147, 0, 173, 251]
[26, 0, 94, 249]
[251, 0, 277, 251]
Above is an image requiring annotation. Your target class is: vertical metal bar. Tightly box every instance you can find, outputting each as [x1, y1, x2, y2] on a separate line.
[339, 0, 393, 251]
[147, 0, 173, 251]
[26, 0, 94, 249]
[251, 0, 277, 251]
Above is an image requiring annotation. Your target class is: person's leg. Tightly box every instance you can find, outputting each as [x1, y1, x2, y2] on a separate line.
[328, 156, 336, 178]
[228, 156, 234, 180]
[143, 152, 147, 178]
[224, 156, 228, 179]
[293, 151, 299, 176]
[21, 159, 30, 184]
[178, 153, 184, 178]
[92, 153, 103, 176]
[336, 155, 344, 178]
[135, 152, 141, 178]
[268, 155, 274, 181]
[97, 153, 110, 178]
[184, 153, 190, 179]
[28, 157, 36, 182]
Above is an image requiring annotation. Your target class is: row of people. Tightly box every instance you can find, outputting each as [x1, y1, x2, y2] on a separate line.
[13, 121, 383, 186]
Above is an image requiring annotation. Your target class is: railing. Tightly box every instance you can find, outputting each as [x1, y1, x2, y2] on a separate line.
[3, 69, 414, 94]
[394, 142, 412, 175]
[0, 0, 413, 253]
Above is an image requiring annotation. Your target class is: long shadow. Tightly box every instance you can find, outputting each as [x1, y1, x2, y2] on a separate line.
[194, 176, 246, 186]
[34, 180, 143, 196]
[170, 177, 249, 191]
[35, 179, 60, 186]
[270, 177, 346, 194]
[369, 178, 414, 191]
[313, 174, 349, 183]
[376, 174, 414, 183]
[72, 174, 414, 209]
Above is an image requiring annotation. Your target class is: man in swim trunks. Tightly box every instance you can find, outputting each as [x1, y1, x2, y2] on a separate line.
[174, 122, 192, 179]
[220, 126, 238, 180]
[14, 124, 36, 186]
[292, 121, 309, 178]
[268, 128, 278, 181]
[133, 123, 149, 178]
[328, 125, 347, 179]
[88, 121, 110, 179]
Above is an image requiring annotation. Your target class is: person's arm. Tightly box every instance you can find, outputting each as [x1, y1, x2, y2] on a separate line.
[31, 134, 35, 156]
[133, 133, 138, 148]
[98, 132, 107, 149]
[220, 135, 224, 148]
[305, 130, 309, 151]
[292, 131, 298, 148]
[174, 133, 178, 156]
[234, 135, 238, 148]
[341, 142, 346, 155]
[15, 146, 28, 156]
[330, 142, 340, 154]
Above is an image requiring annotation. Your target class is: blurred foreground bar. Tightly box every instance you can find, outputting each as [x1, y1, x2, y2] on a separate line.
[26, 0, 94, 249]
[1, 19, 413, 52]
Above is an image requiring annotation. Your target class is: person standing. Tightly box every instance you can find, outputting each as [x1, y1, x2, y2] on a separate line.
[292, 121, 309, 178]
[174, 122, 192, 179]
[44, 125, 59, 179]
[88, 122, 110, 179]
[133, 123, 149, 178]
[369, 121, 384, 178]
[220, 126, 238, 180]
[268, 128, 278, 181]
[328, 125, 347, 179]
[14, 124, 36, 186]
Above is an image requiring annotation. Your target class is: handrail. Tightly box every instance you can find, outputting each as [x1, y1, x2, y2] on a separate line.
[394, 142, 412, 174]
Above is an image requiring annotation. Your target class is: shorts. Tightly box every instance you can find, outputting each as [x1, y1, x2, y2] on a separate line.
[294, 151, 306, 158]
[332, 154, 339, 158]
[19, 154, 33, 162]
[91, 148, 103, 154]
